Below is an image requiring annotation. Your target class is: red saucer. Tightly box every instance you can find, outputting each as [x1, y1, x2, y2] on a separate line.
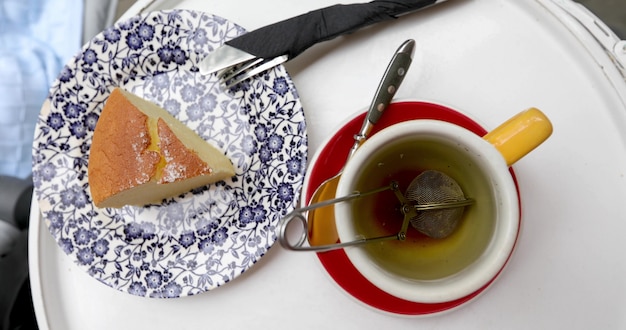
[306, 102, 520, 315]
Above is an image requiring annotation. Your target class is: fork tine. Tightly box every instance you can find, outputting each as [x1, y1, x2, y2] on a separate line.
[217, 57, 263, 80]
[221, 55, 289, 89]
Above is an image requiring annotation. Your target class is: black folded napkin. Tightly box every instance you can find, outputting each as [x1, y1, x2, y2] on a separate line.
[227, 0, 438, 59]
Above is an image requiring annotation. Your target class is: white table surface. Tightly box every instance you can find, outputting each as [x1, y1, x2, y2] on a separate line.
[29, 0, 626, 329]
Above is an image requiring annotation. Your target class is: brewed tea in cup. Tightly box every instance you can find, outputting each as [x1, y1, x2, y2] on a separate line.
[335, 108, 552, 303]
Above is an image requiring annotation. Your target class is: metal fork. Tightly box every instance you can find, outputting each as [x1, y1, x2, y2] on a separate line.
[204, 0, 452, 88]
[217, 55, 289, 89]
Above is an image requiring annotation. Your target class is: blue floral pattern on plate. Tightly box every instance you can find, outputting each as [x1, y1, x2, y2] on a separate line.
[31, 10, 307, 298]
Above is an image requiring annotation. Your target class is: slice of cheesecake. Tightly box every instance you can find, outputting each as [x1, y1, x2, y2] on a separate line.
[88, 87, 235, 208]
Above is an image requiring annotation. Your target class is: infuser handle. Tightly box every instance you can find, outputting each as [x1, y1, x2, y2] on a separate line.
[277, 191, 367, 252]
[278, 211, 398, 252]
[278, 184, 398, 252]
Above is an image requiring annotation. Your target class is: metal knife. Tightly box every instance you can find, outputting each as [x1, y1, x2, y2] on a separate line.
[199, 0, 449, 74]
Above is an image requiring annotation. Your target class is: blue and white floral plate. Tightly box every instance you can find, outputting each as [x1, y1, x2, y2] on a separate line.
[31, 10, 307, 298]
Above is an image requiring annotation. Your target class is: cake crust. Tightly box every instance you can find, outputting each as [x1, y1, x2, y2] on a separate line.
[88, 89, 161, 205]
[88, 87, 235, 208]
[157, 118, 212, 184]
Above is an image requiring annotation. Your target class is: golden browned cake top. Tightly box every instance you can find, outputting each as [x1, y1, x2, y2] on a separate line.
[88, 88, 160, 206]
[157, 118, 211, 184]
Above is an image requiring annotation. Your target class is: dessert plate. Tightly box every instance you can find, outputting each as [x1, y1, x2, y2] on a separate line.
[31, 10, 307, 298]
[305, 101, 519, 315]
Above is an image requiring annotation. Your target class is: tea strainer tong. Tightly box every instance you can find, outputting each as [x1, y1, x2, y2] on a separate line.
[278, 170, 474, 252]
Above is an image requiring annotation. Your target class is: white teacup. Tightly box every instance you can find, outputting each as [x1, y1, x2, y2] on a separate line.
[334, 107, 552, 303]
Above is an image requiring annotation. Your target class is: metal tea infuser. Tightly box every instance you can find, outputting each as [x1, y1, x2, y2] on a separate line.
[277, 39, 473, 252]
[278, 170, 474, 252]
[306, 39, 415, 247]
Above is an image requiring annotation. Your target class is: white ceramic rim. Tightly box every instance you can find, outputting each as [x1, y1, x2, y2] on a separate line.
[335, 119, 520, 304]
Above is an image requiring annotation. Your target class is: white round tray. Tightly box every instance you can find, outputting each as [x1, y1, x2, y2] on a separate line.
[29, 0, 626, 329]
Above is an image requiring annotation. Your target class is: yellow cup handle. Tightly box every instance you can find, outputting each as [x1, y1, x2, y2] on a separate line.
[483, 108, 553, 167]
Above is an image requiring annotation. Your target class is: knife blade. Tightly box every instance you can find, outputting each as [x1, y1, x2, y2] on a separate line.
[199, 0, 448, 74]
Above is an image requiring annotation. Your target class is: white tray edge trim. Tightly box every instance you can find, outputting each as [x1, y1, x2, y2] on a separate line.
[541, 0, 626, 100]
